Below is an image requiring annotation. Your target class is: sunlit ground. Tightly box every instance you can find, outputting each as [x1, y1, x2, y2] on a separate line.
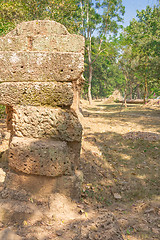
[80, 100, 160, 240]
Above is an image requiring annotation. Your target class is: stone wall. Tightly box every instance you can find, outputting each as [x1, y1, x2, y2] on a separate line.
[0, 20, 84, 200]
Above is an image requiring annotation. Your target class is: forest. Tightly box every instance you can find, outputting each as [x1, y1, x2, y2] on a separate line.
[0, 0, 159, 104]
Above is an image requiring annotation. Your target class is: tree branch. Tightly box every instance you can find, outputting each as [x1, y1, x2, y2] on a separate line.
[91, 48, 106, 65]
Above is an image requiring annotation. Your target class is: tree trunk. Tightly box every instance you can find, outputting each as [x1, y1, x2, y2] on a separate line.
[80, 0, 84, 35]
[124, 73, 128, 108]
[130, 86, 132, 100]
[88, 51, 93, 105]
[144, 58, 149, 104]
[87, 25, 93, 104]
[137, 84, 140, 99]
[144, 76, 148, 104]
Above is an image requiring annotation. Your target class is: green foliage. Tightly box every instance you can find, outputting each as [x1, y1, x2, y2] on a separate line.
[0, 0, 81, 35]
[81, 0, 125, 102]
[0, 1, 25, 35]
[101, 0, 125, 34]
[83, 37, 125, 98]
[123, 5, 160, 99]
[0, 105, 6, 119]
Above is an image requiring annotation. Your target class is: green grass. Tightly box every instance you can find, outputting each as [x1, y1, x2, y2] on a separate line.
[0, 105, 6, 119]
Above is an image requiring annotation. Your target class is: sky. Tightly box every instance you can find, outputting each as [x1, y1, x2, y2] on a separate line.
[122, 0, 158, 26]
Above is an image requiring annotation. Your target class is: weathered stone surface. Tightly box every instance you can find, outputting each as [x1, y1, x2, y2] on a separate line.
[0, 51, 84, 82]
[6, 105, 82, 141]
[6, 20, 69, 37]
[9, 137, 74, 177]
[0, 19, 84, 202]
[0, 35, 84, 53]
[0, 82, 73, 107]
[71, 77, 84, 113]
[31, 34, 84, 53]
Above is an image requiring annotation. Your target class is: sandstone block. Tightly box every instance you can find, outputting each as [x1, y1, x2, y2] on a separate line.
[6, 20, 69, 37]
[0, 19, 84, 202]
[31, 34, 84, 53]
[6, 105, 82, 141]
[9, 137, 74, 177]
[0, 82, 73, 107]
[0, 37, 28, 51]
[0, 35, 84, 53]
[0, 51, 84, 82]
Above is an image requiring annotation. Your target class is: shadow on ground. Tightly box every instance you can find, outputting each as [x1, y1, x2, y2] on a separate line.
[79, 101, 160, 239]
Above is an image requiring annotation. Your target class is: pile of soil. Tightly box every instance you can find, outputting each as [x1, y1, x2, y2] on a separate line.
[105, 90, 123, 103]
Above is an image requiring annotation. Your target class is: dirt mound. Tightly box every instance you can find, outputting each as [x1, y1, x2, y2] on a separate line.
[105, 90, 123, 103]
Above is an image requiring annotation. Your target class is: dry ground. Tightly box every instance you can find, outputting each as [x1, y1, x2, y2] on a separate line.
[0, 101, 160, 240]
[79, 100, 160, 240]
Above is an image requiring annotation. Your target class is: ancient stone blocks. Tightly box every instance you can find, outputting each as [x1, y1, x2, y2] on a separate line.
[0, 52, 83, 82]
[6, 105, 82, 141]
[7, 20, 69, 36]
[0, 82, 73, 107]
[0, 20, 84, 199]
[0, 35, 84, 53]
[9, 137, 74, 177]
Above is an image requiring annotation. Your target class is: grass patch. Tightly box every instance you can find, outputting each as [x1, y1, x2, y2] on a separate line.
[0, 105, 6, 119]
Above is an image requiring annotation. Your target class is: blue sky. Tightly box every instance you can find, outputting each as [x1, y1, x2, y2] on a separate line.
[122, 0, 158, 26]
[93, 0, 158, 27]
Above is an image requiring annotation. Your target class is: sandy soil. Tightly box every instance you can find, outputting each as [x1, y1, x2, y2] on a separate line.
[79, 100, 160, 240]
[0, 100, 160, 240]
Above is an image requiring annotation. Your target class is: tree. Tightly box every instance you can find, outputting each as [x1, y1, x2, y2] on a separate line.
[0, 1, 25, 35]
[125, 4, 160, 102]
[0, 0, 81, 35]
[80, 0, 125, 104]
[83, 36, 125, 99]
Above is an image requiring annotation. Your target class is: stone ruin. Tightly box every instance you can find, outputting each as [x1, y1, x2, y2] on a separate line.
[0, 20, 84, 201]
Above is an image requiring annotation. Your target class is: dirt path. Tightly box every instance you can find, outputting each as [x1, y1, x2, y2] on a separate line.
[79, 100, 160, 240]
